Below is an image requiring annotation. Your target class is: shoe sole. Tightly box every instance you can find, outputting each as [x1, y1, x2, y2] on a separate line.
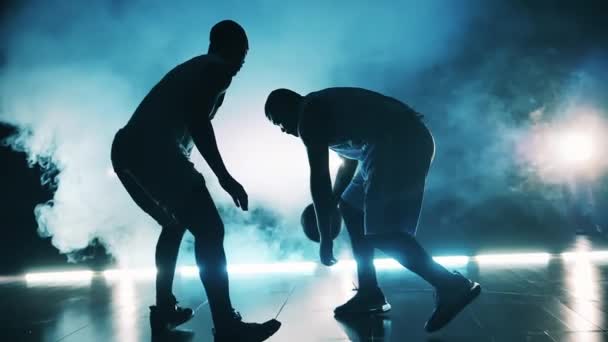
[263, 319, 282, 340]
[334, 303, 392, 317]
[425, 282, 481, 333]
[214, 319, 281, 342]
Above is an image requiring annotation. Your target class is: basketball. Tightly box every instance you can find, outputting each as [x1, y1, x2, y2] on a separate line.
[300, 203, 342, 242]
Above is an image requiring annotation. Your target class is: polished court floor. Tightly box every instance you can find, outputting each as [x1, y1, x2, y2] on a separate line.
[3, 236, 608, 341]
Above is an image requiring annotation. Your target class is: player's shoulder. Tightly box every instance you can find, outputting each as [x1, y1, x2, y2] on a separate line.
[185, 54, 232, 91]
[299, 93, 329, 143]
[302, 91, 328, 114]
[300, 93, 324, 123]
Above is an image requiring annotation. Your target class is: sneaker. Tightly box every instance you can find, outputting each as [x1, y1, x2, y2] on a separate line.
[149, 298, 194, 336]
[334, 288, 391, 317]
[425, 271, 481, 333]
[213, 311, 281, 342]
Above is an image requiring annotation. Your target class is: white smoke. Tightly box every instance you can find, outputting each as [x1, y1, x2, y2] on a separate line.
[0, 0, 481, 266]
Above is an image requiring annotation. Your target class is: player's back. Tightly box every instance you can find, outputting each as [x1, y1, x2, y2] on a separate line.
[122, 54, 225, 155]
[305, 87, 424, 144]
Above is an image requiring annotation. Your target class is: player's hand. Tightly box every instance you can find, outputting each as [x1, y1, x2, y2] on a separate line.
[319, 239, 337, 266]
[219, 176, 249, 211]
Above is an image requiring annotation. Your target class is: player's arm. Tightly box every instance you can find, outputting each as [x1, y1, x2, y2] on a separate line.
[300, 109, 335, 245]
[186, 71, 230, 181]
[332, 157, 358, 201]
[186, 70, 248, 209]
[188, 112, 230, 181]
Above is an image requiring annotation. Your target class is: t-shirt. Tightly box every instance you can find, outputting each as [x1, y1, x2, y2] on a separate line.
[303, 87, 425, 159]
[121, 54, 231, 157]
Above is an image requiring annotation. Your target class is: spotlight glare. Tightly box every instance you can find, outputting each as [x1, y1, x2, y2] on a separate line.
[474, 253, 551, 265]
[433, 256, 470, 267]
[332, 256, 470, 271]
[561, 250, 608, 262]
[179, 266, 199, 277]
[332, 259, 357, 270]
[227, 262, 318, 274]
[25, 270, 94, 283]
[103, 268, 157, 280]
[329, 151, 343, 174]
[32, 250, 608, 284]
[179, 263, 318, 277]
[373, 258, 402, 270]
[555, 132, 594, 165]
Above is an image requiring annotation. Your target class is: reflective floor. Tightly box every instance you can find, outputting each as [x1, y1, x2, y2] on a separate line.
[3, 237, 608, 341]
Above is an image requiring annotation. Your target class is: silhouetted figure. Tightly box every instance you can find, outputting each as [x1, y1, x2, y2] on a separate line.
[265, 87, 481, 332]
[111, 20, 280, 341]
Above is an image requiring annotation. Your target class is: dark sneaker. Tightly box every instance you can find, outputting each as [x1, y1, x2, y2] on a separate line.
[149, 300, 194, 336]
[425, 271, 481, 333]
[213, 311, 281, 342]
[334, 288, 391, 317]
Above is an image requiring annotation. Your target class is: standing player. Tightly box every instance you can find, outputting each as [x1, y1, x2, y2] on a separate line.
[111, 20, 280, 340]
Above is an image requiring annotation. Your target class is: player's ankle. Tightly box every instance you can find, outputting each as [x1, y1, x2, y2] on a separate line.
[359, 285, 383, 296]
[156, 294, 176, 306]
[435, 272, 465, 292]
[213, 309, 240, 329]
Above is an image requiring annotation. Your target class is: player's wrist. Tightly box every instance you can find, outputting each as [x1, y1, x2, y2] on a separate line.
[217, 171, 233, 184]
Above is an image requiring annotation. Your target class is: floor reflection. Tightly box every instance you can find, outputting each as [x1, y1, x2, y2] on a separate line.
[111, 276, 139, 342]
[6, 235, 608, 341]
[335, 314, 392, 341]
[563, 236, 604, 340]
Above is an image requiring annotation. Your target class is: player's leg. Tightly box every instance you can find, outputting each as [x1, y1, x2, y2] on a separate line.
[340, 200, 378, 292]
[366, 182, 456, 290]
[341, 172, 378, 292]
[371, 232, 463, 292]
[111, 134, 193, 334]
[176, 184, 280, 341]
[371, 231, 480, 333]
[112, 168, 193, 334]
[334, 199, 391, 317]
[360, 130, 454, 289]
[155, 224, 187, 307]
[365, 130, 480, 332]
[175, 185, 233, 323]
[365, 180, 476, 332]
[334, 173, 390, 317]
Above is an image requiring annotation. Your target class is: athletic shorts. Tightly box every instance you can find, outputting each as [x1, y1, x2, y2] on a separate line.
[341, 127, 435, 236]
[110, 128, 207, 228]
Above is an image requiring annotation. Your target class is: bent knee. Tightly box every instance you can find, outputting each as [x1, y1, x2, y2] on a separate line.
[161, 224, 187, 236]
[186, 214, 225, 242]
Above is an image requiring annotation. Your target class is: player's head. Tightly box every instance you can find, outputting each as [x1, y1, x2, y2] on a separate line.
[209, 20, 248, 75]
[265, 88, 303, 137]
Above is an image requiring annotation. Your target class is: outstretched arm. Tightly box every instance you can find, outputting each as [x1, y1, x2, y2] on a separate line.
[189, 115, 230, 181]
[186, 74, 247, 210]
[300, 107, 337, 266]
[305, 140, 334, 243]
